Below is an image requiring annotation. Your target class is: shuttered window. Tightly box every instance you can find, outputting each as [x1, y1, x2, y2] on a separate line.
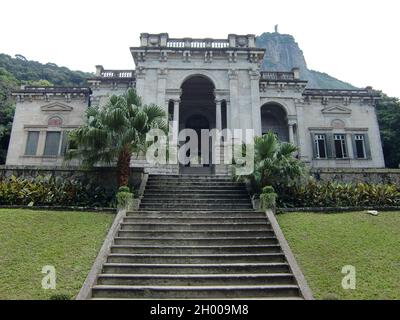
[352, 134, 371, 159]
[334, 134, 348, 159]
[314, 134, 327, 159]
[25, 131, 39, 156]
[43, 132, 61, 156]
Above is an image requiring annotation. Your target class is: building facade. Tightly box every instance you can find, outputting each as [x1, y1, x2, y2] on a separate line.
[6, 33, 385, 173]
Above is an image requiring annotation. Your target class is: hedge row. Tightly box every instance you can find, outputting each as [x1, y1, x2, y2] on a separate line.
[277, 181, 400, 208]
[0, 175, 114, 207]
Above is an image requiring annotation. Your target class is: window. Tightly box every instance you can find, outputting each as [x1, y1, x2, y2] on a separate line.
[354, 135, 366, 159]
[25, 131, 39, 156]
[314, 134, 327, 159]
[43, 132, 61, 156]
[48, 116, 63, 126]
[334, 134, 348, 159]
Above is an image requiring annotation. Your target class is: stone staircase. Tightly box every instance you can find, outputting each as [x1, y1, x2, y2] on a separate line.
[90, 175, 304, 299]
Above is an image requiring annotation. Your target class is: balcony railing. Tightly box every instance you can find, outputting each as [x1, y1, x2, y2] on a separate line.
[167, 38, 229, 49]
[303, 89, 380, 97]
[260, 71, 295, 81]
[13, 86, 91, 94]
[100, 70, 135, 78]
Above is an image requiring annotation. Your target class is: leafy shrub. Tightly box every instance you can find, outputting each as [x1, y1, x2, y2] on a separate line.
[49, 293, 72, 300]
[116, 186, 134, 209]
[0, 175, 115, 207]
[235, 132, 306, 194]
[277, 179, 400, 208]
[260, 186, 277, 210]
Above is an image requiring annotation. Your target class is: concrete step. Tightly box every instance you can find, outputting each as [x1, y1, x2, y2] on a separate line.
[119, 222, 271, 231]
[140, 204, 253, 210]
[88, 174, 303, 300]
[106, 253, 286, 264]
[140, 199, 252, 204]
[117, 230, 275, 238]
[91, 284, 300, 299]
[113, 237, 278, 246]
[102, 262, 291, 275]
[148, 175, 238, 179]
[123, 217, 268, 224]
[146, 181, 244, 186]
[97, 273, 296, 286]
[144, 190, 249, 195]
[145, 185, 246, 190]
[143, 194, 250, 199]
[110, 244, 282, 254]
[126, 211, 264, 218]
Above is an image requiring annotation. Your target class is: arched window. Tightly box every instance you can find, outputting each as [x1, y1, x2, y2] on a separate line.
[48, 116, 63, 127]
[261, 103, 289, 142]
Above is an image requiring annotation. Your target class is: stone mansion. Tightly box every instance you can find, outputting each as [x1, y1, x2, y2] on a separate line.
[6, 33, 385, 174]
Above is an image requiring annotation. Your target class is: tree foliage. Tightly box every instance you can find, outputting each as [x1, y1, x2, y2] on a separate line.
[0, 68, 18, 163]
[66, 89, 167, 186]
[236, 131, 306, 193]
[0, 53, 91, 87]
[376, 94, 400, 168]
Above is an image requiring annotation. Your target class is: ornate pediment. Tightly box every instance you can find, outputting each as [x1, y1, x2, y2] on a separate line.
[321, 105, 351, 115]
[41, 102, 73, 112]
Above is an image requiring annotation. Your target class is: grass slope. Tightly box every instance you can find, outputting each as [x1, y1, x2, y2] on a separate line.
[0, 209, 114, 300]
[278, 212, 400, 300]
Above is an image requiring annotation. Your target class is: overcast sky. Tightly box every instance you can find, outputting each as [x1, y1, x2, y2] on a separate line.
[1, 0, 399, 97]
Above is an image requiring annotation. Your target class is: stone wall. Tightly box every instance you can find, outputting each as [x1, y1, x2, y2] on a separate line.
[0, 165, 144, 193]
[311, 168, 400, 185]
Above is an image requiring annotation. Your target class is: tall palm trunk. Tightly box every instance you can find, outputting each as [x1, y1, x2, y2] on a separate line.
[117, 145, 131, 187]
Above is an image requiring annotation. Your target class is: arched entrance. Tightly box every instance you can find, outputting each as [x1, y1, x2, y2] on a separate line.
[261, 103, 289, 142]
[179, 76, 215, 174]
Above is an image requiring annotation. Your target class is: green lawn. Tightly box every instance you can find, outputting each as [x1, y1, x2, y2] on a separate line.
[277, 211, 400, 300]
[0, 209, 114, 300]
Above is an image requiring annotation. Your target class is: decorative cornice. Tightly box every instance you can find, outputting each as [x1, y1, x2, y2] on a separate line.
[41, 102, 73, 112]
[321, 105, 352, 115]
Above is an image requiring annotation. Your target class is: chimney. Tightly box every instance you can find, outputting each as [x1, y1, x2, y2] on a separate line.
[247, 34, 256, 48]
[228, 34, 237, 47]
[95, 65, 104, 77]
[292, 67, 300, 80]
[140, 33, 149, 46]
[159, 33, 169, 46]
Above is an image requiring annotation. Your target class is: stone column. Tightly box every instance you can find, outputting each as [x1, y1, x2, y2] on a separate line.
[156, 68, 167, 109]
[294, 102, 308, 162]
[288, 123, 295, 144]
[249, 70, 262, 136]
[215, 100, 222, 131]
[228, 69, 239, 130]
[226, 100, 231, 130]
[173, 100, 180, 144]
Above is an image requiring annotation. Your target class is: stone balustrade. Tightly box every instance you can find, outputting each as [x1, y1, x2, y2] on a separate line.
[100, 70, 135, 78]
[303, 88, 381, 97]
[261, 71, 296, 81]
[167, 38, 229, 49]
[12, 86, 91, 95]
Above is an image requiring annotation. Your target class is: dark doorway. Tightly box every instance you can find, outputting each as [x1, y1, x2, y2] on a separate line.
[179, 76, 215, 175]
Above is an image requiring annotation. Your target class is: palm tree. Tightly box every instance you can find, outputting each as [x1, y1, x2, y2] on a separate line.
[237, 131, 305, 192]
[65, 89, 167, 187]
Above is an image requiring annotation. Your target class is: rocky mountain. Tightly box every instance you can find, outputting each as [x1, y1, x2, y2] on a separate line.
[256, 32, 357, 90]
